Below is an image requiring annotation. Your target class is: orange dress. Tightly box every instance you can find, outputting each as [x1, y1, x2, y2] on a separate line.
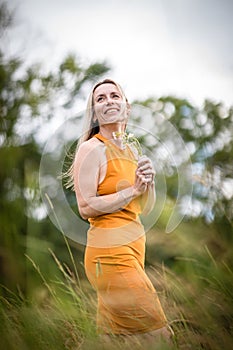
[84, 133, 167, 335]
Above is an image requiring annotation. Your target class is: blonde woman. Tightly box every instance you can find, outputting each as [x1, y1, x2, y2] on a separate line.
[71, 79, 172, 343]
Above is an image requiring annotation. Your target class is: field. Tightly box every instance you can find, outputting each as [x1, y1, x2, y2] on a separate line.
[1, 217, 232, 350]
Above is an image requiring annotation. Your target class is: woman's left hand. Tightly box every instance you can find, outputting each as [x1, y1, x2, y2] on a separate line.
[136, 155, 155, 185]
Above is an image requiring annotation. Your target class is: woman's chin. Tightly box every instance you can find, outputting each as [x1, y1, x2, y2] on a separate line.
[101, 117, 127, 125]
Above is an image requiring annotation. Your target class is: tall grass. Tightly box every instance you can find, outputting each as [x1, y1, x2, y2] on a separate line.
[0, 249, 96, 350]
[147, 252, 233, 349]
[0, 234, 233, 349]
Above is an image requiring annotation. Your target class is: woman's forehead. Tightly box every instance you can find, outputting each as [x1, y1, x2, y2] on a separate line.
[93, 83, 120, 96]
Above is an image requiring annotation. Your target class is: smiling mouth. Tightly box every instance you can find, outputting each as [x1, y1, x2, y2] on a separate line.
[105, 108, 119, 114]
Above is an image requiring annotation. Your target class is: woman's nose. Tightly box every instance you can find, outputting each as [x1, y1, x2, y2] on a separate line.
[106, 95, 114, 104]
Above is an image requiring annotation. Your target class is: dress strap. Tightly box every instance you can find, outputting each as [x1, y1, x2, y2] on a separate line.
[93, 133, 137, 160]
[93, 133, 107, 143]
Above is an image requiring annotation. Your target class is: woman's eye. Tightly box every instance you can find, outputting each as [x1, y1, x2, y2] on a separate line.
[97, 97, 104, 102]
[113, 94, 120, 99]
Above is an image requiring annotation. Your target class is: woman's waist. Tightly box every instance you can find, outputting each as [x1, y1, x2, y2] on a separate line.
[88, 210, 140, 228]
[85, 235, 146, 267]
[86, 219, 145, 248]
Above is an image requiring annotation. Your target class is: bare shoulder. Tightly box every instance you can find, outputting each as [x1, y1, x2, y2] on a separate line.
[75, 137, 105, 161]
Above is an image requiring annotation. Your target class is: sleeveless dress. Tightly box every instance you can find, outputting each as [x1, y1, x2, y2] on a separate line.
[84, 133, 167, 335]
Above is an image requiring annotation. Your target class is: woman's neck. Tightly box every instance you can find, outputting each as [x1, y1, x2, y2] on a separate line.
[99, 123, 125, 140]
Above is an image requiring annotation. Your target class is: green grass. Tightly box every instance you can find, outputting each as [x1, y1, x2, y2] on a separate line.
[1, 220, 233, 349]
[148, 259, 233, 349]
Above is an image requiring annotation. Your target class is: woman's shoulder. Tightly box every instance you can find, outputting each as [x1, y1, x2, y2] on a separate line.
[76, 136, 105, 157]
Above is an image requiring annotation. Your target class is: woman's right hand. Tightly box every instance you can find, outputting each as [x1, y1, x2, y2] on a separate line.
[133, 170, 148, 196]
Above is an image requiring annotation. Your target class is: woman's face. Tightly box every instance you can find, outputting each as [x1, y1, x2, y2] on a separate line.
[93, 83, 128, 126]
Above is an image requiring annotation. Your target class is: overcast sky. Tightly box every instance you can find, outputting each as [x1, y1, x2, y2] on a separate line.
[6, 0, 233, 107]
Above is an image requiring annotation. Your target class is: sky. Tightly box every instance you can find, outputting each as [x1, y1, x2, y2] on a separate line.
[6, 0, 233, 108]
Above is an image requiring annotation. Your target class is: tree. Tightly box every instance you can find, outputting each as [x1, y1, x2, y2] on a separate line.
[132, 95, 233, 245]
[0, 2, 110, 295]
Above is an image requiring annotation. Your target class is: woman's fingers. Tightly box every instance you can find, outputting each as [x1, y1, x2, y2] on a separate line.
[137, 155, 152, 167]
[134, 155, 156, 194]
[134, 173, 147, 193]
[136, 169, 155, 177]
[136, 157, 156, 181]
[137, 156, 155, 173]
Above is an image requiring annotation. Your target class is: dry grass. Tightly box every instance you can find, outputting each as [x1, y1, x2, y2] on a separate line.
[1, 227, 233, 349]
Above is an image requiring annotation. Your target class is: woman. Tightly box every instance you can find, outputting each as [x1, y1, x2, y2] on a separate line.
[71, 79, 172, 342]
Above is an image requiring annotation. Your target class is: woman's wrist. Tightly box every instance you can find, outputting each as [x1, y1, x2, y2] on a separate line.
[120, 186, 138, 199]
[131, 185, 142, 198]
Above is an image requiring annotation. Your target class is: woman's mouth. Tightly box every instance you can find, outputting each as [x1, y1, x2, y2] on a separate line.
[105, 108, 119, 114]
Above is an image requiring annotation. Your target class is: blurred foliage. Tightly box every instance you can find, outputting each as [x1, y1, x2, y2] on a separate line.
[0, 1, 12, 34]
[1, 2, 233, 348]
[0, 2, 110, 295]
[133, 96, 233, 226]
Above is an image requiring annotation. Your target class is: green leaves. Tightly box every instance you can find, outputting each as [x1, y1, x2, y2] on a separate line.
[0, 2, 111, 295]
[84, 62, 110, 80]
[132, 96, 233, 224]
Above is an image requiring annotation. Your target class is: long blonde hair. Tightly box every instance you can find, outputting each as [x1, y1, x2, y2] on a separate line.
[64, 78, 129, 190]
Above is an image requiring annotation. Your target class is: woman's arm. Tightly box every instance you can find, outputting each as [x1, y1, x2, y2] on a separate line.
[74, 139, 147, 220]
